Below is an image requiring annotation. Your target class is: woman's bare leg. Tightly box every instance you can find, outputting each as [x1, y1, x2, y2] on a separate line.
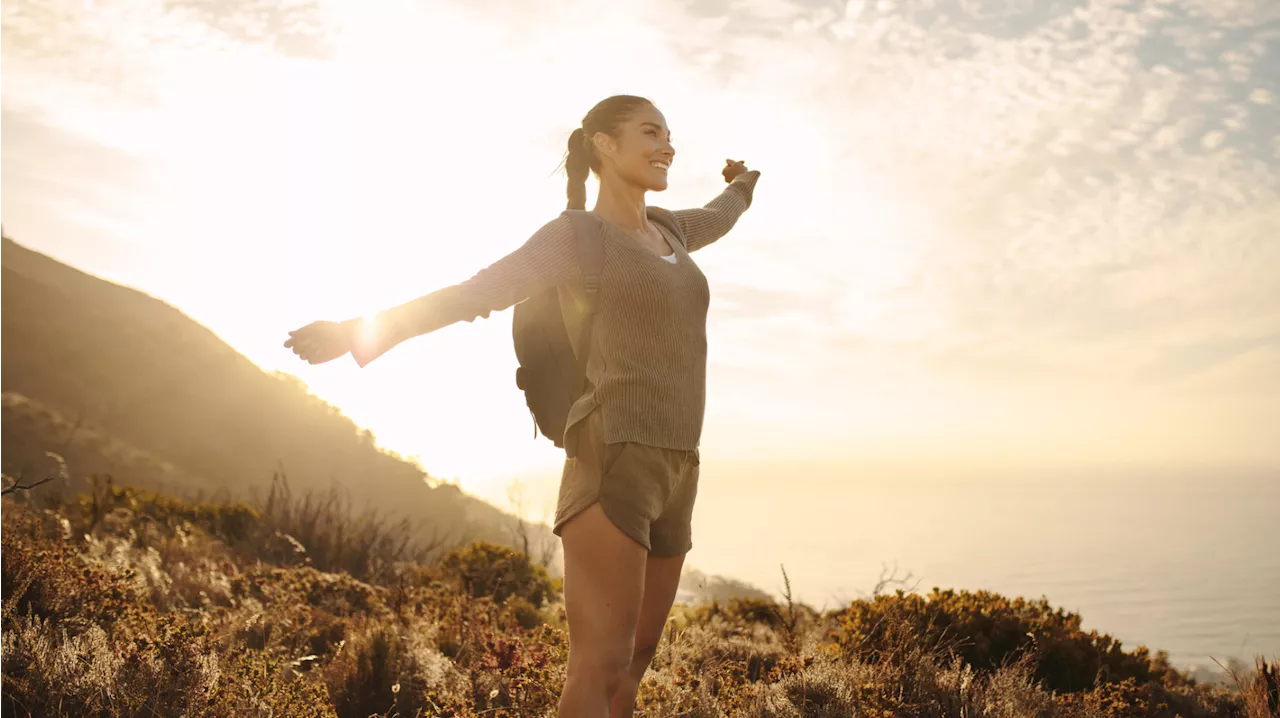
[608, 551, 686, 718]
[557, 503, 649, 718]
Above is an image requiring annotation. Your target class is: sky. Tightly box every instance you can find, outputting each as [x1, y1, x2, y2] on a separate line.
[3, 0, 1278, 511]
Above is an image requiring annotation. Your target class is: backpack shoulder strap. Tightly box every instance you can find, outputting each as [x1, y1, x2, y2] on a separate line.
[560, 210, 605, 398]
[562, 210, 605, 310]
[646, 207, 686, 251]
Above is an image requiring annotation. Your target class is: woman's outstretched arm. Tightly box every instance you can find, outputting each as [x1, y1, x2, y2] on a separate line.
[672, 164, 761, 253]
[286, 214, 580, 367]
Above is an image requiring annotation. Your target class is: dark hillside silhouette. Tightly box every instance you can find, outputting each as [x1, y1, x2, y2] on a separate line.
[1, 235, 554, 563]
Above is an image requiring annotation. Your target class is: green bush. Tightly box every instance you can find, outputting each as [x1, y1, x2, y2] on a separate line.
[437, 541, 557, 608]
[76, 475, 261, 544]
[2, 505, 334, 717]
[828, 587, 1169, 693]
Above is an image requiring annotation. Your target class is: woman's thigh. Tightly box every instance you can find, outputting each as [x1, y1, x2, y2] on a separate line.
[559, 502, 649, 669]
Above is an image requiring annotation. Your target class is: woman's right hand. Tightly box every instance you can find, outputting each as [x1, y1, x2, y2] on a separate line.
[722, 159, 749, 183]
[284, 320, 356, 364]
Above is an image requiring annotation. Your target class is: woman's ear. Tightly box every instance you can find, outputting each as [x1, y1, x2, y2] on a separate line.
[592, 132, 616, 161]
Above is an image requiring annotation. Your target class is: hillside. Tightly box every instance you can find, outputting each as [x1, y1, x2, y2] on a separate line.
[3, 390, 202, 494]
[0, 235, 555, 565]
[4, 487, 1274, 717]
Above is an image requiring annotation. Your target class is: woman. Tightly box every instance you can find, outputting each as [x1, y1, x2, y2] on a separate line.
[284, 94, 759, 717]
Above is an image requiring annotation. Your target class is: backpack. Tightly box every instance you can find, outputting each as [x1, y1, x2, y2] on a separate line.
[513, 207, 684, 448]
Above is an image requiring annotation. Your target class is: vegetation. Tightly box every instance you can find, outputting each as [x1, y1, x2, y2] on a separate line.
[4, 480, 1276, 718]
[1, 236, 559, 568]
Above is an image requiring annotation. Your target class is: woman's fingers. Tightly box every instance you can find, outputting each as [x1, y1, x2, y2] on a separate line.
[722, 159, 747, 182]
[288, 333, 311, 352]
[286, 322, 323, 351]
[285, 327, 311, 349]
[290, 323, 345, 363]
[284, 321, 350, 364]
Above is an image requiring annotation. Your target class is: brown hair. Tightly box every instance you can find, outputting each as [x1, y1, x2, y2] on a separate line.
[564, 95, 654, 210]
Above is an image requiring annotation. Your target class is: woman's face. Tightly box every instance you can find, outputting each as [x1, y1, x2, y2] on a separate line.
[595, 103, 675, 192]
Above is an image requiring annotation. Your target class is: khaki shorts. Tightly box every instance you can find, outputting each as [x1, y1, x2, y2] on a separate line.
[552, 408, 700, 557]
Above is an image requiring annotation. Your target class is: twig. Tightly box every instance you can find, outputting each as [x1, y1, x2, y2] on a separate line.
[1, 475, 56, 496]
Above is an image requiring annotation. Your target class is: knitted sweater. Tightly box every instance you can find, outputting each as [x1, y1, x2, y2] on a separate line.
[353, 170, 761, 450]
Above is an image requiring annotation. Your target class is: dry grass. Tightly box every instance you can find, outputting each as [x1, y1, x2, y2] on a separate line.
[2, 481, 1274, 718]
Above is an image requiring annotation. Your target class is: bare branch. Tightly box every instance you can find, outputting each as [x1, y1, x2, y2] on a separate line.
[869, 561, 921, 598]
[506, 478, 532, 559]
[1, 475, 56, 496]
[1, 452, 69, 497]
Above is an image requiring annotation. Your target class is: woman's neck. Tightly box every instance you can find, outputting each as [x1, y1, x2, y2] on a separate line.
[591, 175, 649, 232]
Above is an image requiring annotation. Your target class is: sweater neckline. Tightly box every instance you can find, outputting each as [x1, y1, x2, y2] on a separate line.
[591, 212, 680, 260]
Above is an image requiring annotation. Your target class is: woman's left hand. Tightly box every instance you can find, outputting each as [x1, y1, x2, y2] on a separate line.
[722, 159, 749, 183]
[285, 319, 356, 365]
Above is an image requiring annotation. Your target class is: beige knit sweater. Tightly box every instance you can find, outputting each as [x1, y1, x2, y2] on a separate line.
[353, 170, 761, 450]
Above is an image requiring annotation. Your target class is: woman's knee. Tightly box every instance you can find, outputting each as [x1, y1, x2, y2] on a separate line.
[570, 639, 636, 682]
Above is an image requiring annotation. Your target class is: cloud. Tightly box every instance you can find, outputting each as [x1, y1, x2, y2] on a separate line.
[168, 0, 336, 58]
[3, 0, 1276, 468]
[1136, 334, 1280, 383]
[0, 107, 179, 283]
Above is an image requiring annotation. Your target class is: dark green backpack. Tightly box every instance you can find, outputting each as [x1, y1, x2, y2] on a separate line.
[512, 207, 684, 447]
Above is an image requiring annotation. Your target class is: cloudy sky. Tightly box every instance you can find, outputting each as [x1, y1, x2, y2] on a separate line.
[3, 0, 1277, 507]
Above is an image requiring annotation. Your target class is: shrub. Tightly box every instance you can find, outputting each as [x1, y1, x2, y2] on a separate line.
[437, 541, 557, 608]
[1, 510, 333, 717]
[76, 474, 260, 545]
[828, 588, 1166, 693]
[2, 483, 1258, 718]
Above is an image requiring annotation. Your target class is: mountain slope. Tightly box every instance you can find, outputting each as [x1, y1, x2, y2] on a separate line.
[1, 235, 553, 561]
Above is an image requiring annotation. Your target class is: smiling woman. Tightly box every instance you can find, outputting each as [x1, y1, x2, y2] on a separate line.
[283, 94, 760, 718]
[0, 0, 1275, 702]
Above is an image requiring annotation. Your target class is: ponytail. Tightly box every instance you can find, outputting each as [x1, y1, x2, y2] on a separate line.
[563, 95, 652, 211]
[566, 128, 591, 210]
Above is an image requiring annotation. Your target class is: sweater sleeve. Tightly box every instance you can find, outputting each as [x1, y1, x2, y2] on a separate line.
[672, 170, 761, 253]
[349, 214, 580, 366]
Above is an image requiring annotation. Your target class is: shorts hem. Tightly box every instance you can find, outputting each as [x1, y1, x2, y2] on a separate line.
[648, 540, 692, 558]
[552, 498, 596, 537]
[598, 499, 651, 552]
[552, 500, 652, 553]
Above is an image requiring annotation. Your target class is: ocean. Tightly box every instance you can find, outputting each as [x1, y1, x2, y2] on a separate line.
[685, 462, 1279, 672]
